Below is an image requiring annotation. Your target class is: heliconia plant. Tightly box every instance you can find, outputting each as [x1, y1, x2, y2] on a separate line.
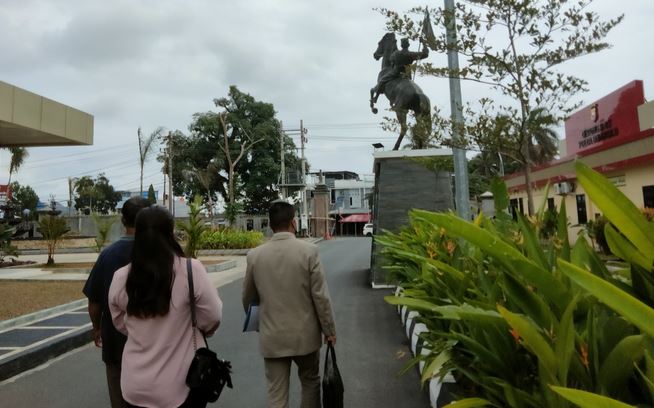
[379, 161, 654, 407]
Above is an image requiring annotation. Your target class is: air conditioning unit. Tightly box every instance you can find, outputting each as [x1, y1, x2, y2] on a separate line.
[554, 182, 574, 195]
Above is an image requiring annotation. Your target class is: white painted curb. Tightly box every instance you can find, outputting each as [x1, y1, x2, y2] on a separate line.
[395, 287, 455, 408]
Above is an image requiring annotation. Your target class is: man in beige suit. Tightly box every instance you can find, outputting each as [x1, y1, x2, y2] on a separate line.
[243, 201, 337, 408]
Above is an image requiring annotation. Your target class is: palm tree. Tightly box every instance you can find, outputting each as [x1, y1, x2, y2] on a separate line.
[138, 127, 164, 195]
[525, 108, 559, 165]
[7, 147, 28, 185]
[518, 107, 559, 214]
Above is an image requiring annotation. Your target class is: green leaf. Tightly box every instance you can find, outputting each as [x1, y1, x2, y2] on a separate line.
[598, 335, 645, 394]
[412, 210, 569, 310]
[421, 350, 450, 384]
[555, 295, 579, 386]
[550, 386, 635, 408]
[558, 259, 654, 338]
[501, 272, 556, 329]
[557, 196, 571, 262]
[491, 177, 509, 212]
[604, 224, 652, 271]
[575, 161, 654, 260]
[443, 398, 492, 408]
[497, 305, 558, 382]
[384, 296, 439, 313]
[517, 213, 549, 270]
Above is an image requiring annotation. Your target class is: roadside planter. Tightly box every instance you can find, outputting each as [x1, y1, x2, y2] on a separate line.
[395, 287, 455, 408]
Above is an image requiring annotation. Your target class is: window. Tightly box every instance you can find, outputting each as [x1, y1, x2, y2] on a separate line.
[518, 198, 524, 215]
[349, 197, 353, 206]
[547, 197, 555, 211]
[261, 219, 268, 230]
[510, 199, 519, 220]
[330, 189, 336, 204]
[643, 185, 654, 208]
[576, 194, 587, 224]
[246, 219, 254, 231]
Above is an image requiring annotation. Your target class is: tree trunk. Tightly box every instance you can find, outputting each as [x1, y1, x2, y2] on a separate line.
[524, 162, 535, 216]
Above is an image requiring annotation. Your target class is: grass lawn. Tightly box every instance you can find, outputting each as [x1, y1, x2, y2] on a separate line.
[0, 280, 85, 321]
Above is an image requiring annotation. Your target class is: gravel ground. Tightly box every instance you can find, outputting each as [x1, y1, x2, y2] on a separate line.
[0, 280, 85, 321]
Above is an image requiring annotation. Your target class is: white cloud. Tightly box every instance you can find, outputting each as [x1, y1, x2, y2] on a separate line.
[1, 0, 652, 202]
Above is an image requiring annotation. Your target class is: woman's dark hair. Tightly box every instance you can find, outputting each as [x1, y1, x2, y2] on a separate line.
[126, 206, 184, 317]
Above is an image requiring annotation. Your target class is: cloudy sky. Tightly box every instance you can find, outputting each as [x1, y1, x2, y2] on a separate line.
[1, 0, 652, 203]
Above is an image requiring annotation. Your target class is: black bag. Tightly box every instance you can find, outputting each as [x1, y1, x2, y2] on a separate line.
[185, 258, 233, 403]
[322, 344, 344, 408]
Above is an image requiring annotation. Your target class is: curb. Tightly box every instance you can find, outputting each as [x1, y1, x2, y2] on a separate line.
[0, 260, 241, 382]
[0, 299, 87, 333]
[395, 287, 456, 408]
[0, 325, 91, 382]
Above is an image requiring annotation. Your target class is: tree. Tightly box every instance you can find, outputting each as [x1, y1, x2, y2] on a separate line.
[162, 87, 301, 215]
[380, 1, 623, 214]
[147, 184, 156, 205]
[37, 215, 69, 265]
[137, 127, 163, 195]
[7, 147, 28, 185]
[8, 182, 39, 217]
[74, 174, 121, 215]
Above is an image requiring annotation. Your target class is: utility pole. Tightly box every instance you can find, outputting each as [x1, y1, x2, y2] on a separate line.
[444, 0, 471, 221]
[300, 120, 308, 236]
[280, 122, 287, 199]
[167, 132, 174, 216]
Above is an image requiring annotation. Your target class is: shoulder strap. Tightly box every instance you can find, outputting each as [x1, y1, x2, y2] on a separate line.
[187, 258, 197, 328]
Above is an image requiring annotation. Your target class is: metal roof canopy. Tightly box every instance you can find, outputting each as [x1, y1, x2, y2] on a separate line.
[0, 80, 93, 147]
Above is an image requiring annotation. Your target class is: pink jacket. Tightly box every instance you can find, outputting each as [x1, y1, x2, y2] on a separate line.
[109, 257, 222, 408]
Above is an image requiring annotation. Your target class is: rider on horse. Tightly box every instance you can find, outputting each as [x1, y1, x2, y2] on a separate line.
[372, 38, 429, 107]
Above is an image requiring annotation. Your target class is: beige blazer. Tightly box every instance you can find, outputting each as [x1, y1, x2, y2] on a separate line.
[243, 232, 336, 358]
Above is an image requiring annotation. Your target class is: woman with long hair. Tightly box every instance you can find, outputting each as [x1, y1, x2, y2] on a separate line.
[109, 206, 222, 408]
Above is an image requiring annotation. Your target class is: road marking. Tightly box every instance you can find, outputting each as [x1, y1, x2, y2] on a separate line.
[16, 326, 80, 330]
[0, 343, 93, 387]
[0, 347, 19, 351]
[0, 323, 91, 362]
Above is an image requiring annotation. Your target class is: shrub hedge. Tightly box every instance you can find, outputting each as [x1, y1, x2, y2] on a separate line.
[198, 229, 263, 250]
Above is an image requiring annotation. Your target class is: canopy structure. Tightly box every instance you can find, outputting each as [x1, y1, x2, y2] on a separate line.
[339, 213, 370, 223]
[0, 80, 93, 147]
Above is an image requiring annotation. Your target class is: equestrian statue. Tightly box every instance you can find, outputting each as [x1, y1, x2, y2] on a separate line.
[370, 33, 432, 150]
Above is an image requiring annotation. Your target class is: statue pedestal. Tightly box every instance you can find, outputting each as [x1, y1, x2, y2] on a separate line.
[370, 149, 455, 287]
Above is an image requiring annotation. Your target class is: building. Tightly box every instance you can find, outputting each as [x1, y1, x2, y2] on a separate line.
[505, 80, 654, 239]
[306, 171, 374, 236]
[0, 80, 93, 147]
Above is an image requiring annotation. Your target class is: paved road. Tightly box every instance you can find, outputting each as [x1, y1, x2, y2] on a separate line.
[0, 237, 428, 407]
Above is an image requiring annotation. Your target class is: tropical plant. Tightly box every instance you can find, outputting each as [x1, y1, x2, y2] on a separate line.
[176, 196, 207, 258]
[137, 127, 164, 195]
[0, 224, 18, 263]
[379, 162, 654, 407]
[91, 213, 118, 252]
[37, 215, 69, 265]
[7, 147, 28, 185]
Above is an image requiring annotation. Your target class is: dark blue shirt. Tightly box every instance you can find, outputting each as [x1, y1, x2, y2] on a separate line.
[83, 236, 133, 364]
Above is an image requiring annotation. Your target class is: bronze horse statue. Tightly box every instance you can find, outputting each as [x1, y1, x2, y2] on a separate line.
[370, 33, 431, 150]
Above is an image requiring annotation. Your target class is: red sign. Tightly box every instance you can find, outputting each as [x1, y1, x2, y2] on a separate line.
[0, 184, 11, 205]
[564, 80, 646, 157]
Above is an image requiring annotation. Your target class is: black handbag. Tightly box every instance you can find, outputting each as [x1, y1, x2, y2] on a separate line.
[185, 258, 233, 403]
[322, 343, 344, 408]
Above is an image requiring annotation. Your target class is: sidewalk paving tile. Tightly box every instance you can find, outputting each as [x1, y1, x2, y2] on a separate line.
[0, 328, 70, 348]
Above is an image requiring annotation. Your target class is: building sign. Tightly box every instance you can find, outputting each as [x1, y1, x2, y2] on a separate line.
[0, 184, 11, 206]
[608, 175, 626, 187]
[565, 80, 645, 157]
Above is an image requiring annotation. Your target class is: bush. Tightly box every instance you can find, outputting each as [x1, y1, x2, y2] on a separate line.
[379, 161, 654, 407]
[199, 228, 263, 250]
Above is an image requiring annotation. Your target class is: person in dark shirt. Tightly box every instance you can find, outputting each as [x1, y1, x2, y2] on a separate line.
[83, 197, 149, 408]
